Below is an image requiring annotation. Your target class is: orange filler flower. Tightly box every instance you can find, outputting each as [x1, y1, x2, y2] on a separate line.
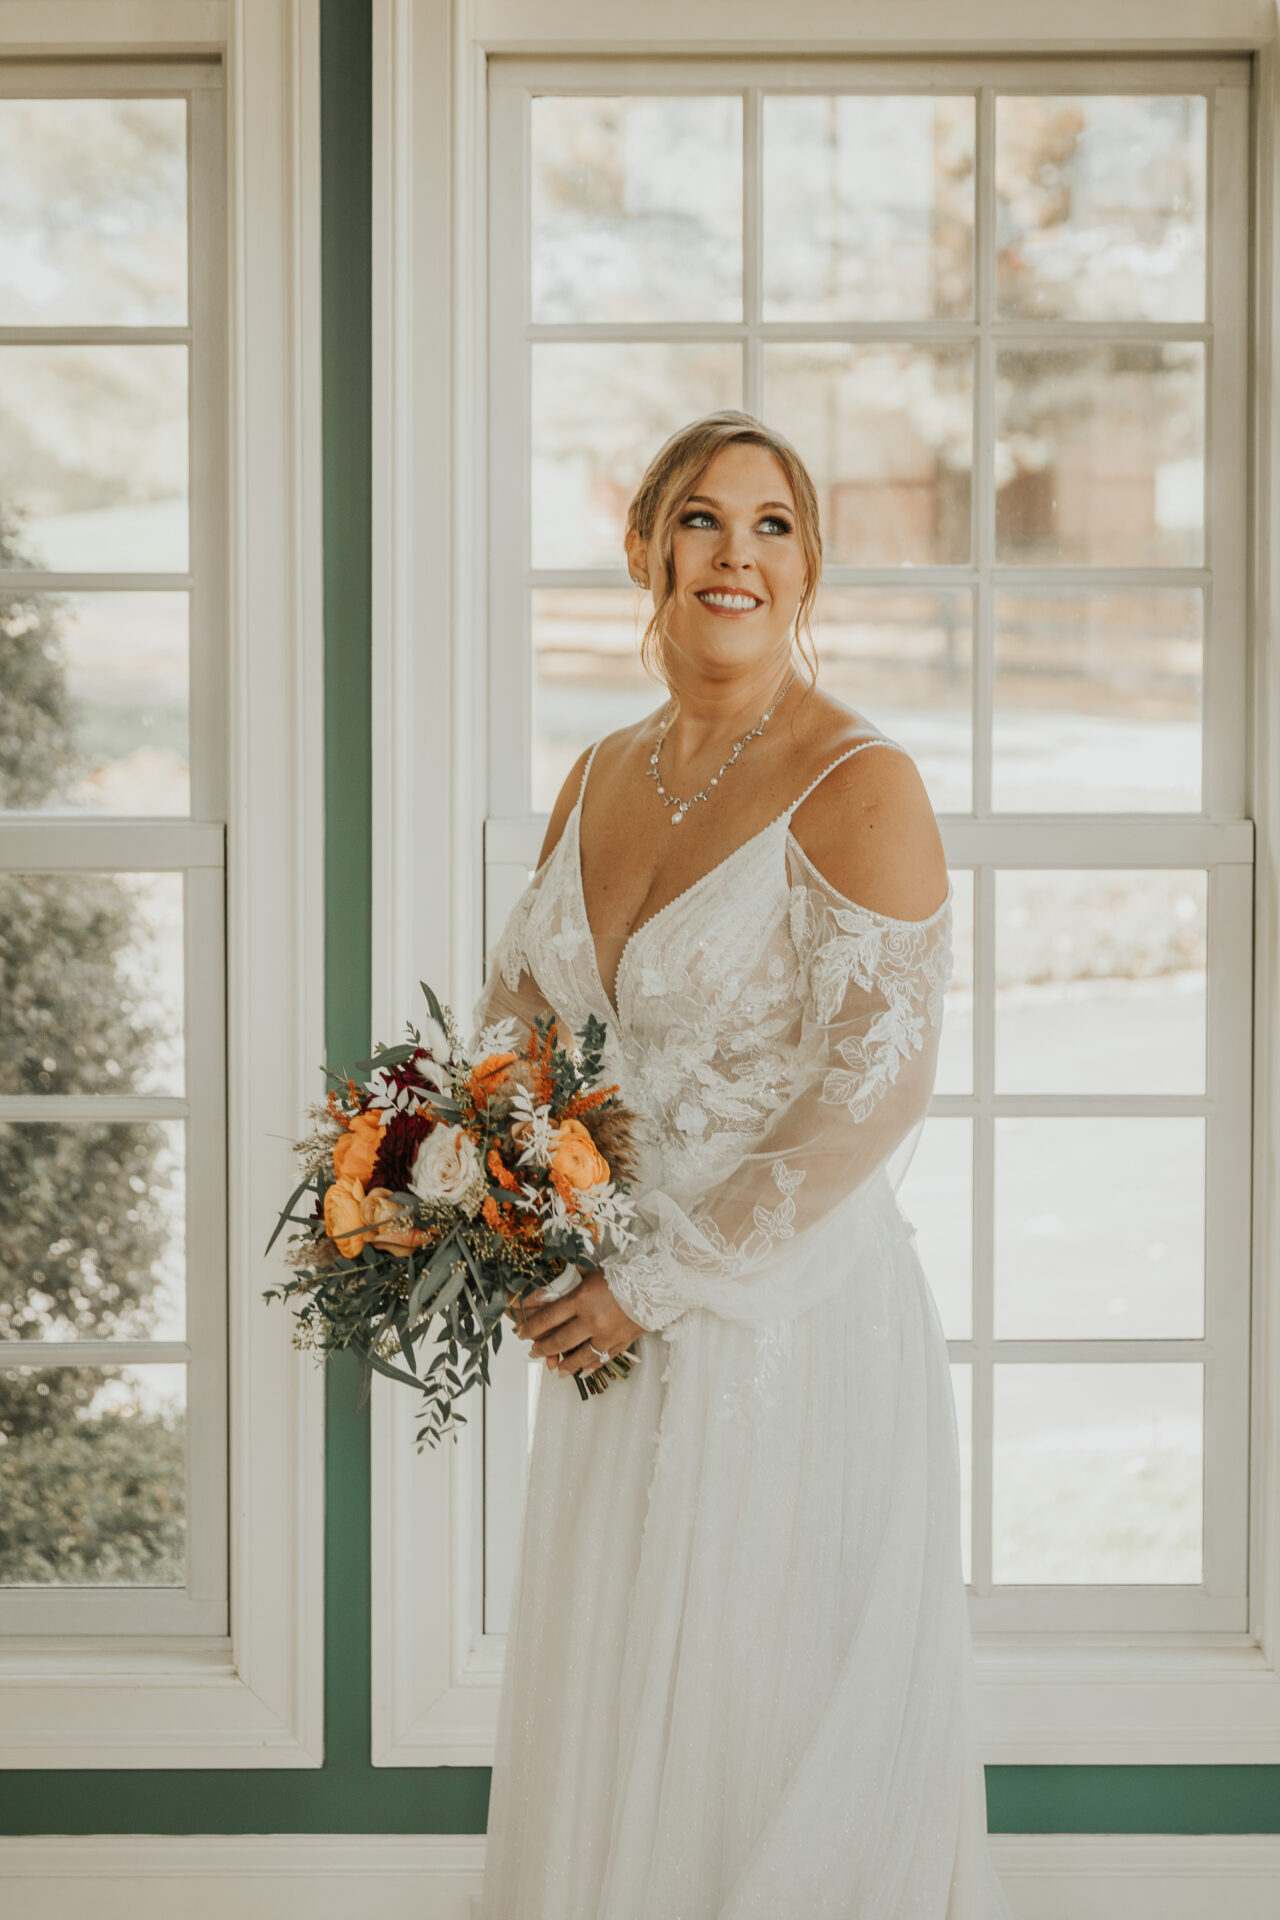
[469, 1051, 518, 1107]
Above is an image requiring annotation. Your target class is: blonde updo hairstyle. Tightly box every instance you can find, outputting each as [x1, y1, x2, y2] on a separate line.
[625, 410, 822, 698]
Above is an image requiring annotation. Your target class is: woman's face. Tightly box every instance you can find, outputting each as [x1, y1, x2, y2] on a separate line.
[629, 442, 807, 675]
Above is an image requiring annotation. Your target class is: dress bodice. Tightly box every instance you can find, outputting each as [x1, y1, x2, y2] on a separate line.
[474, 737, 954, 1311]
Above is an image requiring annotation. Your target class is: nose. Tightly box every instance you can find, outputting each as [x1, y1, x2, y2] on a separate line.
[712, 529, 757, 572]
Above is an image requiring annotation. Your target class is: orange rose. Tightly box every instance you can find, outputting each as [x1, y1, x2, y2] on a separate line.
[551, 1115, 610, 1190]
[333, 1107, 387, 1185]
[360, 1186, 430, 1258]
[469, 1051, 518, 1107]
[324, 1174, 375, 1257]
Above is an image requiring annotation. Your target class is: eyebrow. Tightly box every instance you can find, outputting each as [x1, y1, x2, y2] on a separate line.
[684, 494, 794, 513]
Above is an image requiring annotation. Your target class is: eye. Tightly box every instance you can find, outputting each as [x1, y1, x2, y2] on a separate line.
[680, 509, 717, 529]
[760, 515, 792, 535]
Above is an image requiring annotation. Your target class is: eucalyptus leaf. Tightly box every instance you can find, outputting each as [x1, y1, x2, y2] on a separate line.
[263, 1175, 317, 1255]
[353, 1339, 424, 1394]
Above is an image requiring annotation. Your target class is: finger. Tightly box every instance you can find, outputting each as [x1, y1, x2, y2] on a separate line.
[552, 1338, 611, 1376]
[514, 1296, 578, 1343]
[530, 1314, 591, 1360]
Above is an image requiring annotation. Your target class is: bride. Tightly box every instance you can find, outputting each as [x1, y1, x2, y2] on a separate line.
[472, 410, 1014, 1917]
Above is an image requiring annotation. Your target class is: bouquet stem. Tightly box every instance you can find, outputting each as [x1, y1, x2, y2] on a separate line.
[573, 1342, 642, 1401]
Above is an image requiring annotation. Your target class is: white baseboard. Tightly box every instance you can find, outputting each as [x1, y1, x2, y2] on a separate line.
[0, 1833, 1276, 1919]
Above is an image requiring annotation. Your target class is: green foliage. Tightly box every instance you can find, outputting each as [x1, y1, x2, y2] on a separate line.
[0, 1385, 184, 1585]
[0, 500, 83, 808]
[0, 505, 178, 1545]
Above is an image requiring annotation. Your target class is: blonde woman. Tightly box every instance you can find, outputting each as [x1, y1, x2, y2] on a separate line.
[473, 411, 1013, 1918]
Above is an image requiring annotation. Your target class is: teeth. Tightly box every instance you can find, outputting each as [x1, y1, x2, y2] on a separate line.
[698, 592, 760, 610]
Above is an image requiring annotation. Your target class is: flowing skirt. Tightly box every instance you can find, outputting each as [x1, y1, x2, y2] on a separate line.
[479, 1181, 1014, 1919]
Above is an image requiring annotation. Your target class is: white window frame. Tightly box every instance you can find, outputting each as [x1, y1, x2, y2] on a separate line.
[0, 0, 325, 1767]
[370, 0, 1280, 1766]
[0, 57, 230, 1643]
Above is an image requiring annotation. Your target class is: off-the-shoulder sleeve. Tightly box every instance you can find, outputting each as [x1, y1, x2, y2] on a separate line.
[468, 875, 557, 1053]
[603, 857, 953, 1334]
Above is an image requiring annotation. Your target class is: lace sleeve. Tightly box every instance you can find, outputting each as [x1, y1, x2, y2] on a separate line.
[603, 861, 954, 1335]
[468, 879, 556, 1054]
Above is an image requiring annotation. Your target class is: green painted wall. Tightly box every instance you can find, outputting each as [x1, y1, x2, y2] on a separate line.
[1, 0, 1277, 1841]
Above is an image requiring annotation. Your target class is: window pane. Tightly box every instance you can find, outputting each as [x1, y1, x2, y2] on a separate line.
[763, 94, 974, 320]
[0, 1364, 185, 1585]
[533, 587, 662, 811]
[996, 95, 1206, 322]
[811, 588, 972, 813]
[0, 97, 188, 326]
[995, 871, 1206, 1095]
[0, 592, 189, 814]
[995, 343, 1203, 566]
[0, 874, 185, 1097]
[995, 1117, 1204, 1338]
[0, 1119, 185, 1341]
[764, 344, 973, 565]
[0, 345, 188, 573]
[950, 1361, 972, 1585]
[532, 342, 741, 569]
[899, 1117, 972, 1339]
[993, 1363, 1202, 1583]
[993, 589, 1202, 812]
[531, 96, 742, 323]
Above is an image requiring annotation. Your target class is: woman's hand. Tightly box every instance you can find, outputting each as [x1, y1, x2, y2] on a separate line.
[506, 1268, 645, 1376]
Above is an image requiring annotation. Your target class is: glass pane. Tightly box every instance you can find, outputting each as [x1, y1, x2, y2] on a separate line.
[0, 874, 184, 1097]
[995, 871, 1206, 1095]
[995, 343, 1203, 566]
[993, 1363, 1202, 1583]
[0, 345, 188, 573]
[899, 1118, 972, 1339]
[950, 1362, 972, 1585]
[764, 344, 973, 566]
[763, 95, 974, 320]
[532, 343, 742, 569]
[936, 867, 972, 1097]
[994, 1117, 1204, 1339]
[0, 592, 189, 814]
[0, 1363, 185, 1585]
[811, 588, 973, 813]
[0, 1119, 185, 1340]
[531, 96, 742, 323]
[533, 587, 664, 812]
[993, 590, 1202, 812]
[0, 97, 187, 326]
[996, 95, 1206, 322]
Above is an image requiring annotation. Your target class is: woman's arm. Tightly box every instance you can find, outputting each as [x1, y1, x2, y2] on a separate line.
[602, 748, 953, 1333]
[469, 744, 594, 1044]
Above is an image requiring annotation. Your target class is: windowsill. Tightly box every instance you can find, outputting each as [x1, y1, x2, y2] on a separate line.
[0, 1637, 234, 1678]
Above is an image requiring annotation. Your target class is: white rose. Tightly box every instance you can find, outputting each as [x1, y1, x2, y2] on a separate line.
[410, 1123, 483, 1210]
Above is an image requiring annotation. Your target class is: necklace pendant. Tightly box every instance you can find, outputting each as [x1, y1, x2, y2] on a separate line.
[671, 808, 685, 825]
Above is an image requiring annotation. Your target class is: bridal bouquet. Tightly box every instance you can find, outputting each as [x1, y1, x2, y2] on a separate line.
[264, 983, 644, 1447]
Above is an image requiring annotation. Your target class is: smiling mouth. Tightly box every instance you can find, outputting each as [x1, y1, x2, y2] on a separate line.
[696, 590, 763, 612]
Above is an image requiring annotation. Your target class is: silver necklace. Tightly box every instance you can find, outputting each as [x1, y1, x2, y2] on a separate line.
[645, 669, 796, 826]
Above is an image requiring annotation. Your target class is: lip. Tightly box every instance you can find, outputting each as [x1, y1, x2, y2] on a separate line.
[695, 589, 764, 617]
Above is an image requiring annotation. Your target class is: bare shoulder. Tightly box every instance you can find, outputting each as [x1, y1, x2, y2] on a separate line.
[789, 732, 949, 923]
[536, 744, 594, 868]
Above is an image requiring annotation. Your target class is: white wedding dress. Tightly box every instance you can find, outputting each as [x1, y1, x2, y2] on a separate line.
[472, 734, 1014, 1920]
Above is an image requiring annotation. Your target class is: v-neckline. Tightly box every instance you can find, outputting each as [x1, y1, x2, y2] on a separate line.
[571, 795, 789, 1022]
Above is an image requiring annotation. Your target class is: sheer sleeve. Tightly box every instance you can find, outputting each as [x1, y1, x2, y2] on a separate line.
[469, 874, 556, 1052]
[603, 852, 954, 1334]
